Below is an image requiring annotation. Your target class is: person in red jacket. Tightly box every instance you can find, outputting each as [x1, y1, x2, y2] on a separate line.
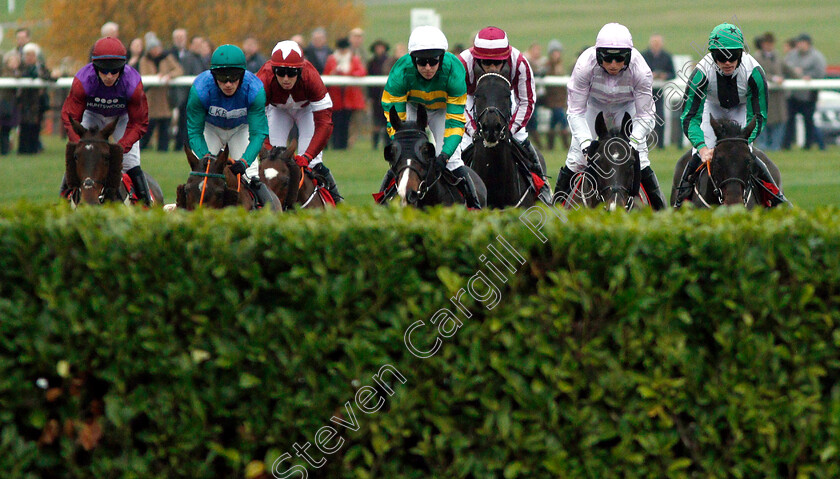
[323, 37, 367, 150]
[256, 40, 340, 201]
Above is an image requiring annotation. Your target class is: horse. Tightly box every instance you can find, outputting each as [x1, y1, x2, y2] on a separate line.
[670, 117, 783, 208]
[176, 145, 282, 211]
[63, 118, 164, 207]
[257, 139, 330, 210]
[557, 112, 646, 211]
[381, 105, 487, 208]
[470, 72, 547, 208]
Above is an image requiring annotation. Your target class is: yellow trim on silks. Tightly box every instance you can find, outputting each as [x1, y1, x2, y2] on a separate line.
[445, 112, 466, 122]
[418, 101, 447, 110]
[382, 91, 408, 103]
[449, 94, 467, 105]
[444, 127, 465, 137]
[408, 89, 447, 101]
[386, 125, 396, 137]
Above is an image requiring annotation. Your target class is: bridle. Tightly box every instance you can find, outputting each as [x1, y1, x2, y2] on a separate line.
[389, 131, 440, 205]
[699, 137, 753, 207]
[582, 141, 639, 211]
[69, 137, 117, 208]
[188, 155, 228, 207]
[473, 73, 512, 147]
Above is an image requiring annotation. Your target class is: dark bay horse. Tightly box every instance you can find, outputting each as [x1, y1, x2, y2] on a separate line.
[558, 112, 646, 211]
[176, 145, 282, 211]
[258, 140, 330, 210]
[64, 118, 164, 207]
[470, 72, 546, 208]
[670, 117, 783, 208]
[382, 105, 486, 208]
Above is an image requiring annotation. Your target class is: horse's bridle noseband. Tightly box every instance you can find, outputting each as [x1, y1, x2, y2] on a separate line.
[389, 133, 440, 204]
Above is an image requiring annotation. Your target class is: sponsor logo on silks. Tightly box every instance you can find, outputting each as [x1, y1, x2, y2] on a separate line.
[87, 97, 127, 109]
[208, 106, 247, 119]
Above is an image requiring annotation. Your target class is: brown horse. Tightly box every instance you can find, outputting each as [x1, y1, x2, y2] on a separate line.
[176, 145, 282, 211]
[64, 118, 164, 207]
[258, 139, 330, 210]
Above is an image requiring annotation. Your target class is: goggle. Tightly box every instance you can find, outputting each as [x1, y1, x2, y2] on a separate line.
[95, 66, 123, 75]
[599, 52, 629, 64]
[212, 69, 244, 84]
[711, 49, 742, 64]
[273, 66, 302, 78]
[413, 56, 440, 67]
[479, 59, 506, 67]
[93, 61, 125, 75]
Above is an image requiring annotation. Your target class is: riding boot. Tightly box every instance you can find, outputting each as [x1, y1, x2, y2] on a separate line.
[248, 177, 279, 211]
[312, 163, 342, 203]
[521, 138, 552, 204]
[673, 152, 702, 208]
[640, 166, 666, 210]
[452, 165, 482, 209]
[751, 155, 788, 207]
[552, 165, 575, 205]
[126, 165, 152, 206]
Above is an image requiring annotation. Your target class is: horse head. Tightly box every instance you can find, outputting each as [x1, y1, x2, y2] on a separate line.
[385, 105, 437, 206]
[66, 118, 123, 205]
[473, 72, 512, 147]
[259, 140, 296, 210]
[581, 112, 640, 210]
[709, 116, 755, 206]
[178, 145, 237, 209]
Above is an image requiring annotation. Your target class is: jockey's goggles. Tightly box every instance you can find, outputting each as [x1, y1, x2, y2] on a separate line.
[597, 48, 631, 64]
[479, 59, 506, 67]
[93, 59, 126, 75]
[413, 56, 440, 67]
[273, 66, 301, 78]
[711, 48, 742, 64]
[211, 68, 245, 84]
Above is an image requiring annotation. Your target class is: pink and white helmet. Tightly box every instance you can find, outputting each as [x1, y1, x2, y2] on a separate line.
[471, 26, 511, 60]
[595, 23, 633, 49]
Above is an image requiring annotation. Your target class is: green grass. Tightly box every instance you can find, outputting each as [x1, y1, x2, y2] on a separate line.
[1, 131, 836, 209]
[362, 0, 840, 63]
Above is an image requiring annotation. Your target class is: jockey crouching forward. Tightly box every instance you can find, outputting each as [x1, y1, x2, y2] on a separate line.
[454, 26, 552, 204]
[256, 40, 340, 202]
[553, 23, 666, 210]
[675, 23, 787, 207]
[60, 37, 152, 205]
[378, 26, 481, 209]
[186, 44, 273, 207]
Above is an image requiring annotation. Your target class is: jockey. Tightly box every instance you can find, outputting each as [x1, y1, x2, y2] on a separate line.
[454, 26, 552, 204]
[675, 23, 787, 207]
[553, 23, 666, 210]
[379, 26, 481, 209]
[60, 37, 152, 205]
[185, 44, 273, 207]
[256, 40, 340, 202]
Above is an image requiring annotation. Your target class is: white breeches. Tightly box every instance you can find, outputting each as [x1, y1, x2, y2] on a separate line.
[81, 111, 140, 171]
[566, 100, 649, 173]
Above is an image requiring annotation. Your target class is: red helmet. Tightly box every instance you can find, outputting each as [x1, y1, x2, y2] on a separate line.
[471, 27, 511, 60]
[270, 40, 304, 68]
[91, 37, 127, 61]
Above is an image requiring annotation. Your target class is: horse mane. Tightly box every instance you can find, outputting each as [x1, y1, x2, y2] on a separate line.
[713, 118, 745, 139]
[279, 149, 300, 207]
[105, 144, 124, 191]
[65, 142, 80, 189]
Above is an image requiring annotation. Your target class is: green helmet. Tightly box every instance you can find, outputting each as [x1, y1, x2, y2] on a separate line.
[210, 44, 247, 70]
[708, 23, 745, 50]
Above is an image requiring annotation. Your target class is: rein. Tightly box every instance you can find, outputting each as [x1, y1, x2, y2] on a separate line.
[473, 73, 513, 145]
[699, 137, 753, 206]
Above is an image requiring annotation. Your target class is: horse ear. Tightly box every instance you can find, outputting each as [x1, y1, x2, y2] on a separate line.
[70, 117, 87, 138]
[709, 115, 722, 136]
[258, 147, 268, 161]
[101, 119, 118, 140]
[288, 138, 298, 155]
[176, 184, 186, 209]
[743, 117, 757, 140]
[621, 112, 633, 139]
[185, 145, 199, 171]
[389, 106, 402, 131]
[218, 145, 230, 163]
[65, 142, 80, 188]
[595, 112, 608, 139]
[416, 104, 428, 130]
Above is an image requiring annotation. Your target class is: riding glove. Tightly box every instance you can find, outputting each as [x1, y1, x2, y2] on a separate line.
[229, 159, 248, 176]
[435, 152, 450, 171]
[294, 153, 311, 168]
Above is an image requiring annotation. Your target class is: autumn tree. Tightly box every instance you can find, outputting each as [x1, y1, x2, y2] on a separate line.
[29, 0, 363, 71]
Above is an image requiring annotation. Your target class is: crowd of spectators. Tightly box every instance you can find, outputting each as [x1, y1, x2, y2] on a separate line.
[0, 23, 831, 155]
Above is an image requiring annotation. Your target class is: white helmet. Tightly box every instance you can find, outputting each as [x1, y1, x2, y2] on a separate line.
[595, 23, 633, 49]
[408, 26, 448, 55]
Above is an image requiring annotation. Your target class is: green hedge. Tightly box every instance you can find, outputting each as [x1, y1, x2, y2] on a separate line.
[1, 204, 839, 479]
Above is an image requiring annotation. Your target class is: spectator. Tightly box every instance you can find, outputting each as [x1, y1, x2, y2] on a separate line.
[543, 39, 570, 151]
[291, 34, 306, 49]
[15, 28, 46, 67]
[171, 35, 207, 150]
[170, 28, 189, 62]
[139, 33, 183, 152]
[349, 27, 366, 62]
[18, 43, 50, 154]
[366, 39, 395, 149]
[127, 37, 144, 69]
[393, 43, 407, 60]
[0, 51, 21, 155]
[323, 37, 366, 149]
[100, 21, 119, 39]
[641, 33, 675, 149]
[753, 33, 792, 151]
[523, 41, 547, 149]
[304, 27, 332, 73]
[783, 33, 826, 150]
[243, 36, 266, 73]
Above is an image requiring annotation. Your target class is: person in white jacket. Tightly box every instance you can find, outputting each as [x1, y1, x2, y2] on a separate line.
[553, 23, 666, 209]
